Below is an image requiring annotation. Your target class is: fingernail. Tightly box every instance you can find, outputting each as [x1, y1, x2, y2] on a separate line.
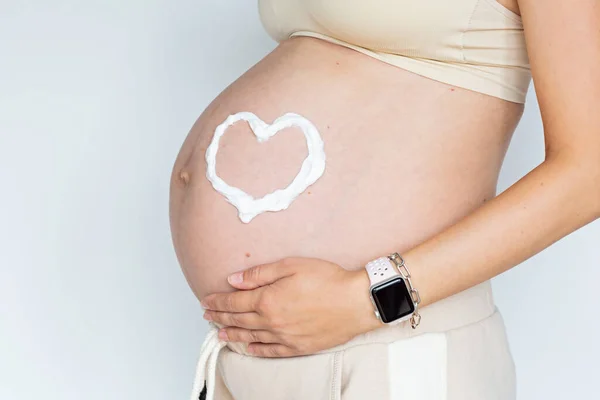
[203, 311, 212, 321]
[228, 272, 243, 285]
[218, 330, 228, 341]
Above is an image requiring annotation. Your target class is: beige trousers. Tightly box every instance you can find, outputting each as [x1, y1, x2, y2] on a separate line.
[199, 280, 516, 400]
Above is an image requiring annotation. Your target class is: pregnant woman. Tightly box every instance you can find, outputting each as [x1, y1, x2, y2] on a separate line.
[169, 1, 599, 399]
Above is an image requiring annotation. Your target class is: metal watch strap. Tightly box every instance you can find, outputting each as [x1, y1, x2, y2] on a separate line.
[388, 252, 422, 329]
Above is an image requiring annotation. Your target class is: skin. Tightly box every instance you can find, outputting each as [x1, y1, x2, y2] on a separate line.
[200, 0, 600, 358]
[170, 37, 521, 301]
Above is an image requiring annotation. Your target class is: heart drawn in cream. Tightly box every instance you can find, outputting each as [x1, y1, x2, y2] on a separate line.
[205, 112, 326, 223]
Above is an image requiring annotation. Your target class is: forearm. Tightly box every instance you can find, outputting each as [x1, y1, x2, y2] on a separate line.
[400, 154, 599, 309]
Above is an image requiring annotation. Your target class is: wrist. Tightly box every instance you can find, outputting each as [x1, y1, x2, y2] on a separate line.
[348, 268, 383, 334]
[399, 250, 430, 309]
[358, 252, 425, 329]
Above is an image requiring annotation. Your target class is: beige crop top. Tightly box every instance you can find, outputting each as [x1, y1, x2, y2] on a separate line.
[258, 0, 532, 103]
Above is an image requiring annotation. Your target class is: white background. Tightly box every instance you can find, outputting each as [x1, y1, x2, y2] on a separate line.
[1, 1, 598, 399]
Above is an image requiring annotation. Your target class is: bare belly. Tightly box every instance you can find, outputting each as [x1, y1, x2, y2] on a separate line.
[169, 37, 523, 300]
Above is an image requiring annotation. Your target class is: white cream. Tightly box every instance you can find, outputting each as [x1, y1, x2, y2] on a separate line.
[205, 112, 326, 223]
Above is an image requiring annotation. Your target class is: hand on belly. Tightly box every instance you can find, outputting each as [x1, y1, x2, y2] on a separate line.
[200, 257, 381, 357]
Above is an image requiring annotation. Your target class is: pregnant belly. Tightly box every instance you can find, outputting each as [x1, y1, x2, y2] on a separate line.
[169, 37, 523, 300]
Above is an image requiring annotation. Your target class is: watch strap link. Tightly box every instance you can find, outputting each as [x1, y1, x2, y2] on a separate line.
[388, 252, 422, 329]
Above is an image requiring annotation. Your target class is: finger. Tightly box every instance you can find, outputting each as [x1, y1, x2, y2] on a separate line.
[204, 311, 266, 329]
[247, 343, 296, 358]
[218, 327, 279, 344]
[201, 289, 261, 313]
[227, 259, 297, 290]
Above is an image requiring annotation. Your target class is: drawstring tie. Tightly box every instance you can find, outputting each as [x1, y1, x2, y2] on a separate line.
[189, 324, 227, 400]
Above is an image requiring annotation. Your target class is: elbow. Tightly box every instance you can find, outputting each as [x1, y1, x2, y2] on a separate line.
[585, 150, 600, 219]
[546, 149, 600, 221]
[572, 166, 599, 221]
[576, 157, 600, 220]
[593, 167, 600, 220]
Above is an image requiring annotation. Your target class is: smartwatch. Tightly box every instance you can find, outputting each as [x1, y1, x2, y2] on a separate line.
[365, 255, 420, 326]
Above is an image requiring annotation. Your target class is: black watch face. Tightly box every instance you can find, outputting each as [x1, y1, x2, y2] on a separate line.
[371, 277, 415, 323]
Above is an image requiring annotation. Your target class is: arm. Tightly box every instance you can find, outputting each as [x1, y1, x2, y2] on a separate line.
[407, 0, 600, 308]
[200, 0, 600, 357]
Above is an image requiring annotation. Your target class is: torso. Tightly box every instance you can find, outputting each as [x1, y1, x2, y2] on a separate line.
[169, 37, 524, 300]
